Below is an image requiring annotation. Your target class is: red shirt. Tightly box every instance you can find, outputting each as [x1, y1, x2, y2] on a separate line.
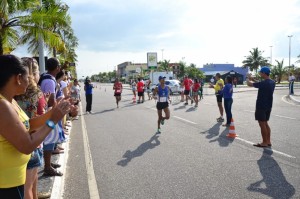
[193, 82, 201, 92]
[184, 78, 193, 90]
[114, 82, 122, 93]
[137, 81, 144, 92]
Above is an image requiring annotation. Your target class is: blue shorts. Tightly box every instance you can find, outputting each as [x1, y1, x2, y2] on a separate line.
[27, 148, 43, 169]
[43, 143, 55, 151]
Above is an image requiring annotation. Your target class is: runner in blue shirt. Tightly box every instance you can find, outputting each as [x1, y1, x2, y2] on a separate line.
[152, 76, 171, 134]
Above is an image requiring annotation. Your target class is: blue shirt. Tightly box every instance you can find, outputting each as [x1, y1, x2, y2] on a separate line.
[223, 83, 233, 99]
[157, 85, 169, 102]
[85, 84, 93, 95]
[253, 79, 275, 110]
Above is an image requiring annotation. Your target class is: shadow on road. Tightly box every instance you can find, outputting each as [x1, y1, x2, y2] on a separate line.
[200, 123, 222, 139]
[247, 149, 295, 198]
[209, 128, 234, 147]
[117, 134, 161, 167]
[174, 105, 186, 111]
[92, 108, 115, 115]
[186, 107, 196, 112]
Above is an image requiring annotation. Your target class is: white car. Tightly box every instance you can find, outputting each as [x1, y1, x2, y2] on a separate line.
[151, 80, 181, 95]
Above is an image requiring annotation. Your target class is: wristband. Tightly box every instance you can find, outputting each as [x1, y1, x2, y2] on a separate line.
[46, 120, 55, 129]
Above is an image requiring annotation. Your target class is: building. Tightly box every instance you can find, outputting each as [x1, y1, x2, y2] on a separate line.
[199, 63, 248, 84]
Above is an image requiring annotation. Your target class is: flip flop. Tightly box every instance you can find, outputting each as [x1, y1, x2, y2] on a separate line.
[253, 143, 268, 148]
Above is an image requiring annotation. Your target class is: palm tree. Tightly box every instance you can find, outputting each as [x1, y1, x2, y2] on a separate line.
[177, 61, 186, 78]
[20, 0, 74, 58]
[0, 0, 38, 54]
[271, 59, 286, 83]
[159, 59, 170, 72]
[242, 47, 269, 73]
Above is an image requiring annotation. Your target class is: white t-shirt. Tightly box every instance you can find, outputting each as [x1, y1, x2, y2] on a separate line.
[289, 75, 295, 82]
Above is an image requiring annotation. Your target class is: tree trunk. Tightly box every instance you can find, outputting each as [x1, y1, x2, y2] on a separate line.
[53, 47, 57, 57]
[0, 35, 3, 55]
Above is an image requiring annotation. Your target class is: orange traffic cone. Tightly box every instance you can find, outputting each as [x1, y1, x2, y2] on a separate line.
[227, 118, 238, 138]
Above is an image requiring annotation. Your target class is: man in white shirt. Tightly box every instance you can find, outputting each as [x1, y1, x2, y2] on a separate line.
[288, 73, 295, 95]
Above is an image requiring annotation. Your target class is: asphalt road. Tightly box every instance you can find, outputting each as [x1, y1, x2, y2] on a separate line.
[63, 83, 300, 199]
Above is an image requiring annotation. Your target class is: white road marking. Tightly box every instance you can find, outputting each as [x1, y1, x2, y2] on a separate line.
[80, 103, 101, 199]
[51, 127, 70, 199]
[274, 115, 296, 120]
[236, 137, 296, 159]
[281, 95, 300, 106]
[244, 110, 255, 113]
[203, 102, 213, 105]
[173, 116, 197, 124]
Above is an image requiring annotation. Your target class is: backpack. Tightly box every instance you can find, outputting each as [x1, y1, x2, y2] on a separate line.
[38, 73, 56, 87]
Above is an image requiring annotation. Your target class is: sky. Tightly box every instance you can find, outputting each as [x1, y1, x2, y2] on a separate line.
[15, 0, 300, 77]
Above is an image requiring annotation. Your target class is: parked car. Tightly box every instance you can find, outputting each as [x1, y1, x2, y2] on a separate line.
[151, 80, 181, 95]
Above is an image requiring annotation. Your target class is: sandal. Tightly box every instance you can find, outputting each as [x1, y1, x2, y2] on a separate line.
[51, 162, 61, 168]
[43, 168, 63, 176]
[52, 149, 64, 154]
[253, 143, 268, 148]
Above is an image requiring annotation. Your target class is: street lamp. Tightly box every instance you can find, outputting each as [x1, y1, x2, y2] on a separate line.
[161, 49, 164, 61]
[288, 35, 293, 67]
[269, 46, 273, 65]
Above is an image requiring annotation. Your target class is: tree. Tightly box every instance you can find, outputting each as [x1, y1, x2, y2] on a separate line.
[242, 47, 269, 73]
[270, 59, 286, 83]
[190, 63, 196, 68]
[157, 59, 170, 72]
[0, 0, 65, 55]
[185, 67, 205, 80]
[177, 61, 186, 78]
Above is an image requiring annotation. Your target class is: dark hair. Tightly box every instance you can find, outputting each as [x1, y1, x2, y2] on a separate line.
[56, 70, 65, 80]
[216, 73, 221, 78]
[194, 79, 198, 83]
[46, 57, 60, 71]
[226, 75, 232, 84]
[0, 55, 27, 89]
[138, 78, 141, 81]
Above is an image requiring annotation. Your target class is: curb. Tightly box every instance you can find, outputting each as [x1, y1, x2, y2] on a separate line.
[289, 94, 300, 104]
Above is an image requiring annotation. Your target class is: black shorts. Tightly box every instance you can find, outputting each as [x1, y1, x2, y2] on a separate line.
[0, 185, 24, 199]
[138, 91, 144, 97]
[156, 102, 169, 110]
[114, 93, 121, 96]
[216, 94, 223, 103]
[255, 109, 271, 121]
[184, 90, 190, 95]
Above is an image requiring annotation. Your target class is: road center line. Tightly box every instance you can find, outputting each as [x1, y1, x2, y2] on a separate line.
[173, 116, 197, 124]
[236, 137, 296, 159]
[274, 115, 296, 120]
[244, 110, 255, 113]
[80, 103, 101, 199]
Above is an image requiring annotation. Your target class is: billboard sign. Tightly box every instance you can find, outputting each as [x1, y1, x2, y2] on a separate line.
[147, 52, 157, 69]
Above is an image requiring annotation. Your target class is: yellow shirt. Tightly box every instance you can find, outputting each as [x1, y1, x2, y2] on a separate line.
[214, 79, 224, 93]
[0, 95, 30, 188]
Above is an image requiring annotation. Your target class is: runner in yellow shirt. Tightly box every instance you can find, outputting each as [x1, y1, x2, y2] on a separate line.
[209, 73, 225, 122]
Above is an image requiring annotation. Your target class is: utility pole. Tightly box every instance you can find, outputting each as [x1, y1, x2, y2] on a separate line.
[269, 46, 272, 65]
[38, 0, 45, 73]
[161, 49, 164, 61]
[288, 35, 293, 67]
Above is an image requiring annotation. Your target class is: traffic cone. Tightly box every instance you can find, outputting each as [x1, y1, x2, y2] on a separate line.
[226, 118, 238, 138]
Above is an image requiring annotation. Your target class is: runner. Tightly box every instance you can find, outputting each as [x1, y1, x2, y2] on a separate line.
[131, 80, 137, 99]
[113, 78, 123, 108]
[152, 76, 171, 134]
[146, 79, 152, 100]
[137, 78, 144, 103]
[209, 73, 224, 122]
[192, 79, 201, 107]
[183, 75, 193, 105]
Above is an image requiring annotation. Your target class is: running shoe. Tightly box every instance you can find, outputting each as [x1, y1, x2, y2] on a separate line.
[216, 117, 224, 122]
[156, 129, 161, 134]
[160, 119, 165, 125]
[184, 102, 188, 105]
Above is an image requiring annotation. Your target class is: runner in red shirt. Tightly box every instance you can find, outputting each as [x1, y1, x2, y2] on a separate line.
[137, 78, 144, 103]
[113, 78, 123, 108]
[183, 75, 193, 105]
[192, 79, 201, 107]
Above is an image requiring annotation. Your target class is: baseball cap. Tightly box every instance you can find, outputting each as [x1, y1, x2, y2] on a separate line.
[259, 67, 270, 75]
[158, 76, 166, 81]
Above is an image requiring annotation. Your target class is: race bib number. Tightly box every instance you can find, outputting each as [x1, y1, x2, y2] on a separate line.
[159, 97, 167, 102]
[116, 89, 121, 93]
